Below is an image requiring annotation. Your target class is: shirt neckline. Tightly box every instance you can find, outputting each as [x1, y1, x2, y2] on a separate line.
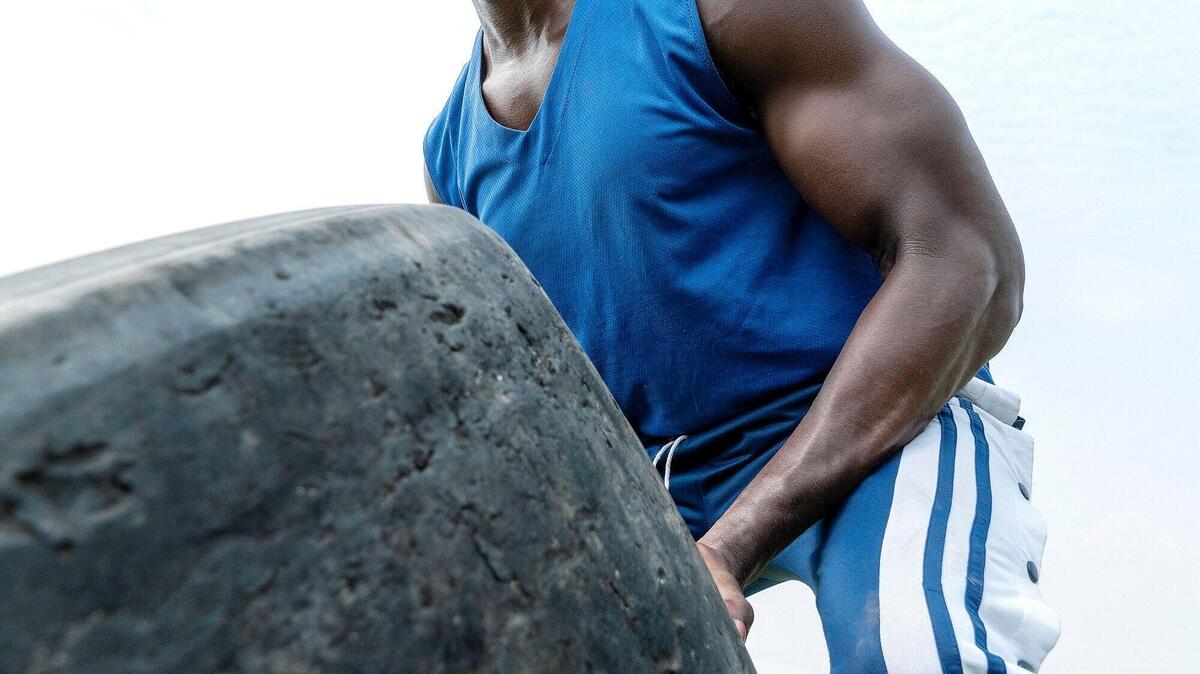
[470, 0, 591, 139]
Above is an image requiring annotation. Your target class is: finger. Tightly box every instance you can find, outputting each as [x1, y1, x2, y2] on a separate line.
[724, 597, 754, 636]
[724, 594, 753, 615]
[734, 618, 748, 641]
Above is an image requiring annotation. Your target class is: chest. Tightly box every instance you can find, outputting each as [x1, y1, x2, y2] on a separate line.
[455, 20, 787, 222]
[479, 44, 563, 132]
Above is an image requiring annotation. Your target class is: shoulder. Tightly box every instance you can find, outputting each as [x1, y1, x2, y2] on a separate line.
[423, 37, 478, 209]
[424, 49, 474, 150]
[694, 0, 891, 99]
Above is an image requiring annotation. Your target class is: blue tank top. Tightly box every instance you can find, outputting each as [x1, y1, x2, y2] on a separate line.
[425, 0, 989, 450]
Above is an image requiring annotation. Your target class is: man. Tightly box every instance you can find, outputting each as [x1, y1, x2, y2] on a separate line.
[424, 0, 1060, 671]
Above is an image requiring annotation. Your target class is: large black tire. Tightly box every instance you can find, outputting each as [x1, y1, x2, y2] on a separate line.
[0, 205, 754, 673]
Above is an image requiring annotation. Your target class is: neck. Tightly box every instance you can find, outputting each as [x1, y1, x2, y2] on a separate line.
[472, 0, 574, 56]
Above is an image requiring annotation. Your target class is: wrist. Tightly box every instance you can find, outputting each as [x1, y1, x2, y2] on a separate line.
[698, 526, 761, 587]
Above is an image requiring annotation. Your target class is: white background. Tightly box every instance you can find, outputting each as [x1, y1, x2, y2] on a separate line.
[1, 2, 1197, 672]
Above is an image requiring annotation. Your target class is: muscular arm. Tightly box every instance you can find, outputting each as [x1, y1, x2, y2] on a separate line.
[695, 0, 1024, 609]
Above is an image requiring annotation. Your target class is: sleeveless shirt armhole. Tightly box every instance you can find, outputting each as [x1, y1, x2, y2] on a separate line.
[423, 51, 476, 210]
[422, 118, 453, 207]
[680, 0, 757, 130]
[422, 118, 456, 208]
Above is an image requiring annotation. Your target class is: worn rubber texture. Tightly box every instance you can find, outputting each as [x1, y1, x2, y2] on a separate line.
[0, 205, 755, 674]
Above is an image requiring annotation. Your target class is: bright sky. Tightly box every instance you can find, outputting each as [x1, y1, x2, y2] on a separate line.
[1, 2, 1196, 672]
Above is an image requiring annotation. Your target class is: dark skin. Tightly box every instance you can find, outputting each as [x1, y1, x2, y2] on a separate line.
[432, 0, 1024, 641]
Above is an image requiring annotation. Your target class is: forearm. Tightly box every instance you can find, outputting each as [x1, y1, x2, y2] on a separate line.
[700, 237, 1022, 585]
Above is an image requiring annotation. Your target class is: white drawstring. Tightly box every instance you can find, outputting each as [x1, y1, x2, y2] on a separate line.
[652, 435, 687, 491]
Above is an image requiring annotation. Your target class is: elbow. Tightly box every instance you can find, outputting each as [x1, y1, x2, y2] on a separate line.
[990, 270, 1024, 344]
[965, 229, 1025, 344]
[898, 221, 1025, 338]
[985, 226, 1025, 335]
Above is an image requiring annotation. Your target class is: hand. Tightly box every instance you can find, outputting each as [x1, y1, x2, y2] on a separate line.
[696, 541, 755, 641]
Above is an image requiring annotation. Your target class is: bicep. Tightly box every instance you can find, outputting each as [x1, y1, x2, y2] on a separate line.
[703, 0, 1015, 264]
[760, 53, 999, 258]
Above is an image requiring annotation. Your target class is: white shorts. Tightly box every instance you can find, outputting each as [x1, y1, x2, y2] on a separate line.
[744, 378, 1062, 672]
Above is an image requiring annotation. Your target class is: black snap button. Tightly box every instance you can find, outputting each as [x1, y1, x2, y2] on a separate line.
[1027, 561, 1040, 583]
[1013, 416, 1027, 430]
[1019, 482, 1031, 500]
[1017, 660, 1036, 672]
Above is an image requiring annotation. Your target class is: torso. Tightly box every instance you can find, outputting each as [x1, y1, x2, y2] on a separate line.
[424, 0, 882, 449]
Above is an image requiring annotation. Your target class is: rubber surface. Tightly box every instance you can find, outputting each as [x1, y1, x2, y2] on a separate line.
[0, 205, 754, 673]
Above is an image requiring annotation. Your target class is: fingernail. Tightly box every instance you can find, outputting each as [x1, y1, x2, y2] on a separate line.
[734, 619, 748, 640]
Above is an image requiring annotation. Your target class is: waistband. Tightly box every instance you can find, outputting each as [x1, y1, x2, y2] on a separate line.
[958, 377, 1022, 426]
[645, 375, 1023, 493]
